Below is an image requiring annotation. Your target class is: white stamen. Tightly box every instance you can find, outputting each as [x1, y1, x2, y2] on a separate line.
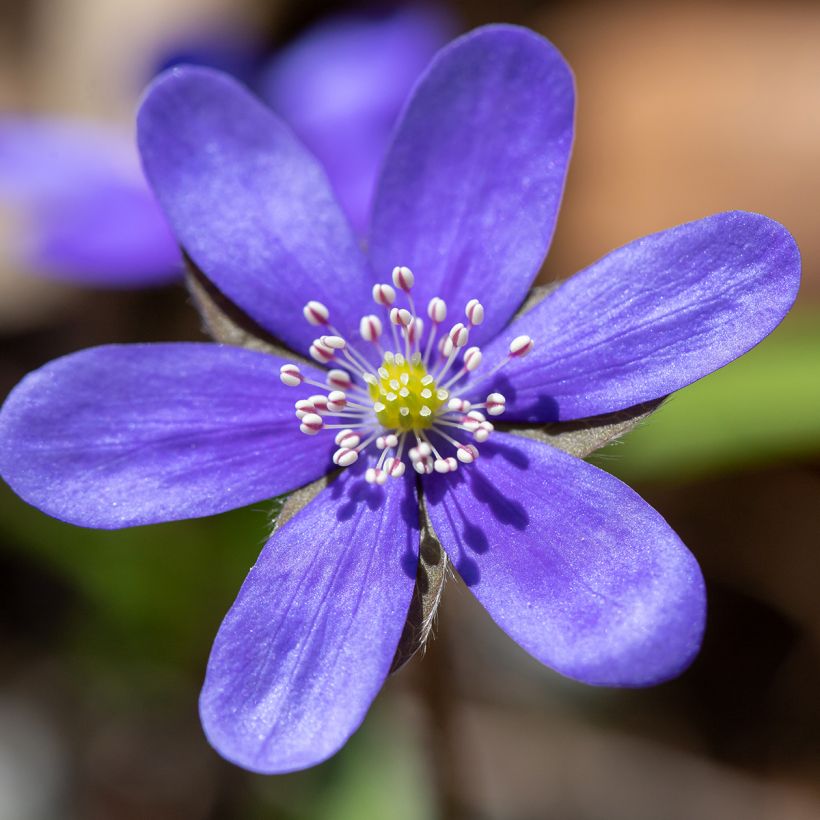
[328, 369, 353, 391]
[334, 429, 361, 448]
[333, 448, 359, 467]
[456, 444, 479, 464]
[279, 363, 303, 387]
[462, 346, 482, 372]
[385, 457, 405, 478]
[365, 467, 388, 485]
[407, 317, 423, 345]
[360, 314, 383, 342]
[509, 335, 534, 358]
[320, 335, 346, 350]
[300, 413, 323, 435]
[392, 265, 415, 292]
[309, 394, 330, 414]
[465, 299, 484, 326]
[327, 391, 347, 412]
[427, 297, 447, 323]
[473, 421, 493, 443]
[486, 392, 506, 415]
[448, 322, 469, 348]
[303, 300, 330, 326]
[309, 339, 335, 363]
[295, 273, 505, 478]
[373, 283, 396, 307]
[294, 399, 314, 419]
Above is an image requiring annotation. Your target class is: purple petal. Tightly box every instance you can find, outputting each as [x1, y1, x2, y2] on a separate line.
[138, 66, 373, 350]
[200, 465, 418, 773]
[424, 434, 705, 685]
[0, 117, 179, 285]
[368, 24, 574, 344]
[0, 344, 330, 528]
[260, 6, 453, 236]
[470, 212, 800, 421]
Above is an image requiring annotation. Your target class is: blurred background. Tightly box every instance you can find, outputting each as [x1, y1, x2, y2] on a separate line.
[1, 0, 819, 818]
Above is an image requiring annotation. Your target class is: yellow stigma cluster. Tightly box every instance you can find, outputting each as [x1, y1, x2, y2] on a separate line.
[368, 352, 447, 430]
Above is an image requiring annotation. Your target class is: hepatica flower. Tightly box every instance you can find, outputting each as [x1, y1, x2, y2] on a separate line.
[0, 6, 449, 285]
[260, 4, 453, 235]
[0, 118, 180, 286]
[0, 25, 800, 773]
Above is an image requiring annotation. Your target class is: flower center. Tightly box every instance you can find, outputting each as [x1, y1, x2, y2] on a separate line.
[280, 266, 534, 484]
[369, 353, 445, 430]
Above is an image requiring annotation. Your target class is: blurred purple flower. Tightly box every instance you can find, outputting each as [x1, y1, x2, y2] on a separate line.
[261, 5, 454, 234]
[0, 6, 451, 285]
[0, 118, 180, 286]
[0, 25, 800, 775]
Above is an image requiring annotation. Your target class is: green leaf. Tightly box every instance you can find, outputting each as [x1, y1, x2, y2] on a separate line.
[595, 310, 820, 482]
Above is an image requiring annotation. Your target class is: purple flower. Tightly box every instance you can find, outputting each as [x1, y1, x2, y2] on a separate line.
[0, 118, 180, 286]
[0, 24, 800, 775]
[0, 6, 451, 285]
[260, 4, 454, 235]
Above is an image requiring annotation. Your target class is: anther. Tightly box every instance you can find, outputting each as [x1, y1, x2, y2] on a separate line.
[392, 266, 415, 292]
[360, 314, 383, 342]
[326, 391, 347, 412]
[279, 363, 303, 387]
[463, 346, 482, 371]
[320, 335, 346, 350]
[333, 448, 359, 467]
[365, 467, 388, 485]
[372, 283, 396, 307]
[309, 339, 335, 363]
[448, 323, 469, 348]
[385, 457, 406, 478]
[448, 398, 471, 413]
[303, 301, 330, 326]
[334, 429, 360, 448]
[427, 297, 447, 323]
[300, 413, 323, 435]
[456, 444, 479, 464]
[376, 434, 399, 450]
[509, 335, 534, 358]
[486, 393, 506, 415]
[407, 317, 423, 344]
[473, 421, 493, 443]
[309, 394, 330, 414]
[294, 399, 314, 419]
[465, 299, 484, 326]
[327, 369, 353, 391]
